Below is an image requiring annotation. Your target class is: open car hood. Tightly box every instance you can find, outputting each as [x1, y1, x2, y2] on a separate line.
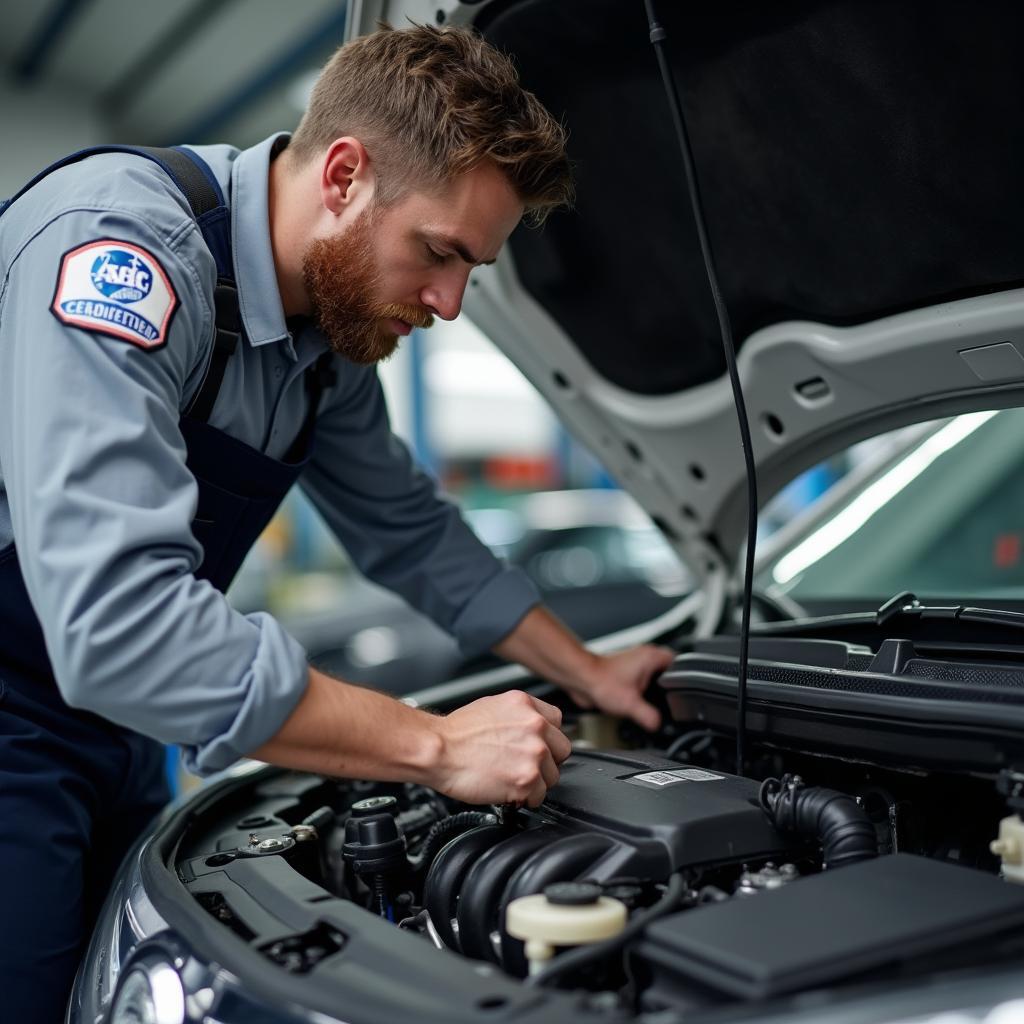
[347, 0, 1024, 587]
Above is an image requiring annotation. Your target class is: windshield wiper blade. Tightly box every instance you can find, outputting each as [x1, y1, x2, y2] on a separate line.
[751, 591, 1024, 645]
[877, 591, 1024, 632]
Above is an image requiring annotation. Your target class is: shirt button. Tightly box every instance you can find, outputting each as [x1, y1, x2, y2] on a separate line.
[274, 366, 283, 379]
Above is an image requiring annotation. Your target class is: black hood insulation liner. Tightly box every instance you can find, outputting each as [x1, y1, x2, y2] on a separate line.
[479, 0, 1024, 396]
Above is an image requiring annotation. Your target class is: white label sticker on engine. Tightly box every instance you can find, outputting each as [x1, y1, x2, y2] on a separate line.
[630, 768, 725, 786]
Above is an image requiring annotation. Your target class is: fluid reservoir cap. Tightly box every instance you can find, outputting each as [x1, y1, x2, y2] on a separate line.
[352, 813, 406, 874]
[357, 813, 400, 847]
[353, 796, 398, 817]
[544, 882, 602, 906]
[507, 892, 627, 947]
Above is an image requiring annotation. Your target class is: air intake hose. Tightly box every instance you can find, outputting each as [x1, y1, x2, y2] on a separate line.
[760, 774, 877, 867]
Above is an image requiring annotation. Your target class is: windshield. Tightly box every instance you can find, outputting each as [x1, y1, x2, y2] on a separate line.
[760, 408, 1024, 603]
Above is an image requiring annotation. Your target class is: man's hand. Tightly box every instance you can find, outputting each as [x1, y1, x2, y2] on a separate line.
[430, 690, 572, 807]
[252, 670, 571, 808]
[494, 606, 675, 732]
[559, 645, 675, 731]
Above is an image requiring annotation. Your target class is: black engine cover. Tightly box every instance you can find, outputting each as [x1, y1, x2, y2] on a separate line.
[534, 750, 793, 878]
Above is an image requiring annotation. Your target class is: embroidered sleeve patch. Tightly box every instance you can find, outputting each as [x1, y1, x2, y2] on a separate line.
[51, 239, 178, 350]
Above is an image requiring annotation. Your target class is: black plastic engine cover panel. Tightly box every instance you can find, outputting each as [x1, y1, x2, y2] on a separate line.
[534, 750, 792, 877]
[639, 853, 1024, 999]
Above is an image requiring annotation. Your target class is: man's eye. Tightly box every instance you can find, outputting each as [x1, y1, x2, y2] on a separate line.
[425, 246, 446, 264]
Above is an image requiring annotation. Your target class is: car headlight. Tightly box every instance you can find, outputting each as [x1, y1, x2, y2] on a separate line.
[109, 959, 184, 1024]
[70, 763, 267, 1023]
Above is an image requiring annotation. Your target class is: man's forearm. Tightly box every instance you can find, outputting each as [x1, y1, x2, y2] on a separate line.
[493, 605, 674, 730]
[250, 667, 443, 782]
[248, 665, 573, 807]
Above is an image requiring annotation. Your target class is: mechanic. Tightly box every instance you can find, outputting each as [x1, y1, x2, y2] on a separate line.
[0, 23, 673, 1019]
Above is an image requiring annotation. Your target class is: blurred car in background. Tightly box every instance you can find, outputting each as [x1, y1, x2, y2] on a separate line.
[229, 488, 690, 695]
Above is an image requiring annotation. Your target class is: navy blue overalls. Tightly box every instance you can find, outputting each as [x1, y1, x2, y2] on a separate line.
[0, 146, 331, 1023]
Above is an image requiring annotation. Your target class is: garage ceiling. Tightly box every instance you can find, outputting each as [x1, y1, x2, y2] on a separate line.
[0, 0, 351, 146]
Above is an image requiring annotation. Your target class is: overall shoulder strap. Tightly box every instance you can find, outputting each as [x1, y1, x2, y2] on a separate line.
[137, 146, 241, 423]
[2, 145, 227, 260]
[0, 144, 242, 424]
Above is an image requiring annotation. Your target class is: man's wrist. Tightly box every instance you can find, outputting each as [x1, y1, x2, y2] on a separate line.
[557, 648, 605, 698]
[401, 708, 447, 788]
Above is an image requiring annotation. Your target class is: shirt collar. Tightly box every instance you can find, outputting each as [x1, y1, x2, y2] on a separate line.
[230, 132, 295, 355]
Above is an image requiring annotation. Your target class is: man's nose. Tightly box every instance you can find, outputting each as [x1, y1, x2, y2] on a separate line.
[421, 271, 469, 321]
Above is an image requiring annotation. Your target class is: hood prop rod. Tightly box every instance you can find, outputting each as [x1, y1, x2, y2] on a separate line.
[644, 0, 758, 775]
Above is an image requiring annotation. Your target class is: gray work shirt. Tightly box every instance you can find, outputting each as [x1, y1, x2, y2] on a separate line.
[0, 133, 539, 774]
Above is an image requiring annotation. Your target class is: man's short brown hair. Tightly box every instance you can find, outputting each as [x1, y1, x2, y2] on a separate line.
[289, 23, 572, 224]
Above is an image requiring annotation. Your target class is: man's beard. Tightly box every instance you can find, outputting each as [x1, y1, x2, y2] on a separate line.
[301, 209, 434, 365]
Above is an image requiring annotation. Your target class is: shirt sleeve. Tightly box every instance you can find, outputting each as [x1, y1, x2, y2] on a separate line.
[300, 360, 540, 656]
[0, 207, 308, 775]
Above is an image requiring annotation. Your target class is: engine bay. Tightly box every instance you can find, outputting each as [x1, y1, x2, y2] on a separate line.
[168, 632, 1024, 1020]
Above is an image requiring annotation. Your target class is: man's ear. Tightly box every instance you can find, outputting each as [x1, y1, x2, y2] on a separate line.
[320, 137, 374, 215]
